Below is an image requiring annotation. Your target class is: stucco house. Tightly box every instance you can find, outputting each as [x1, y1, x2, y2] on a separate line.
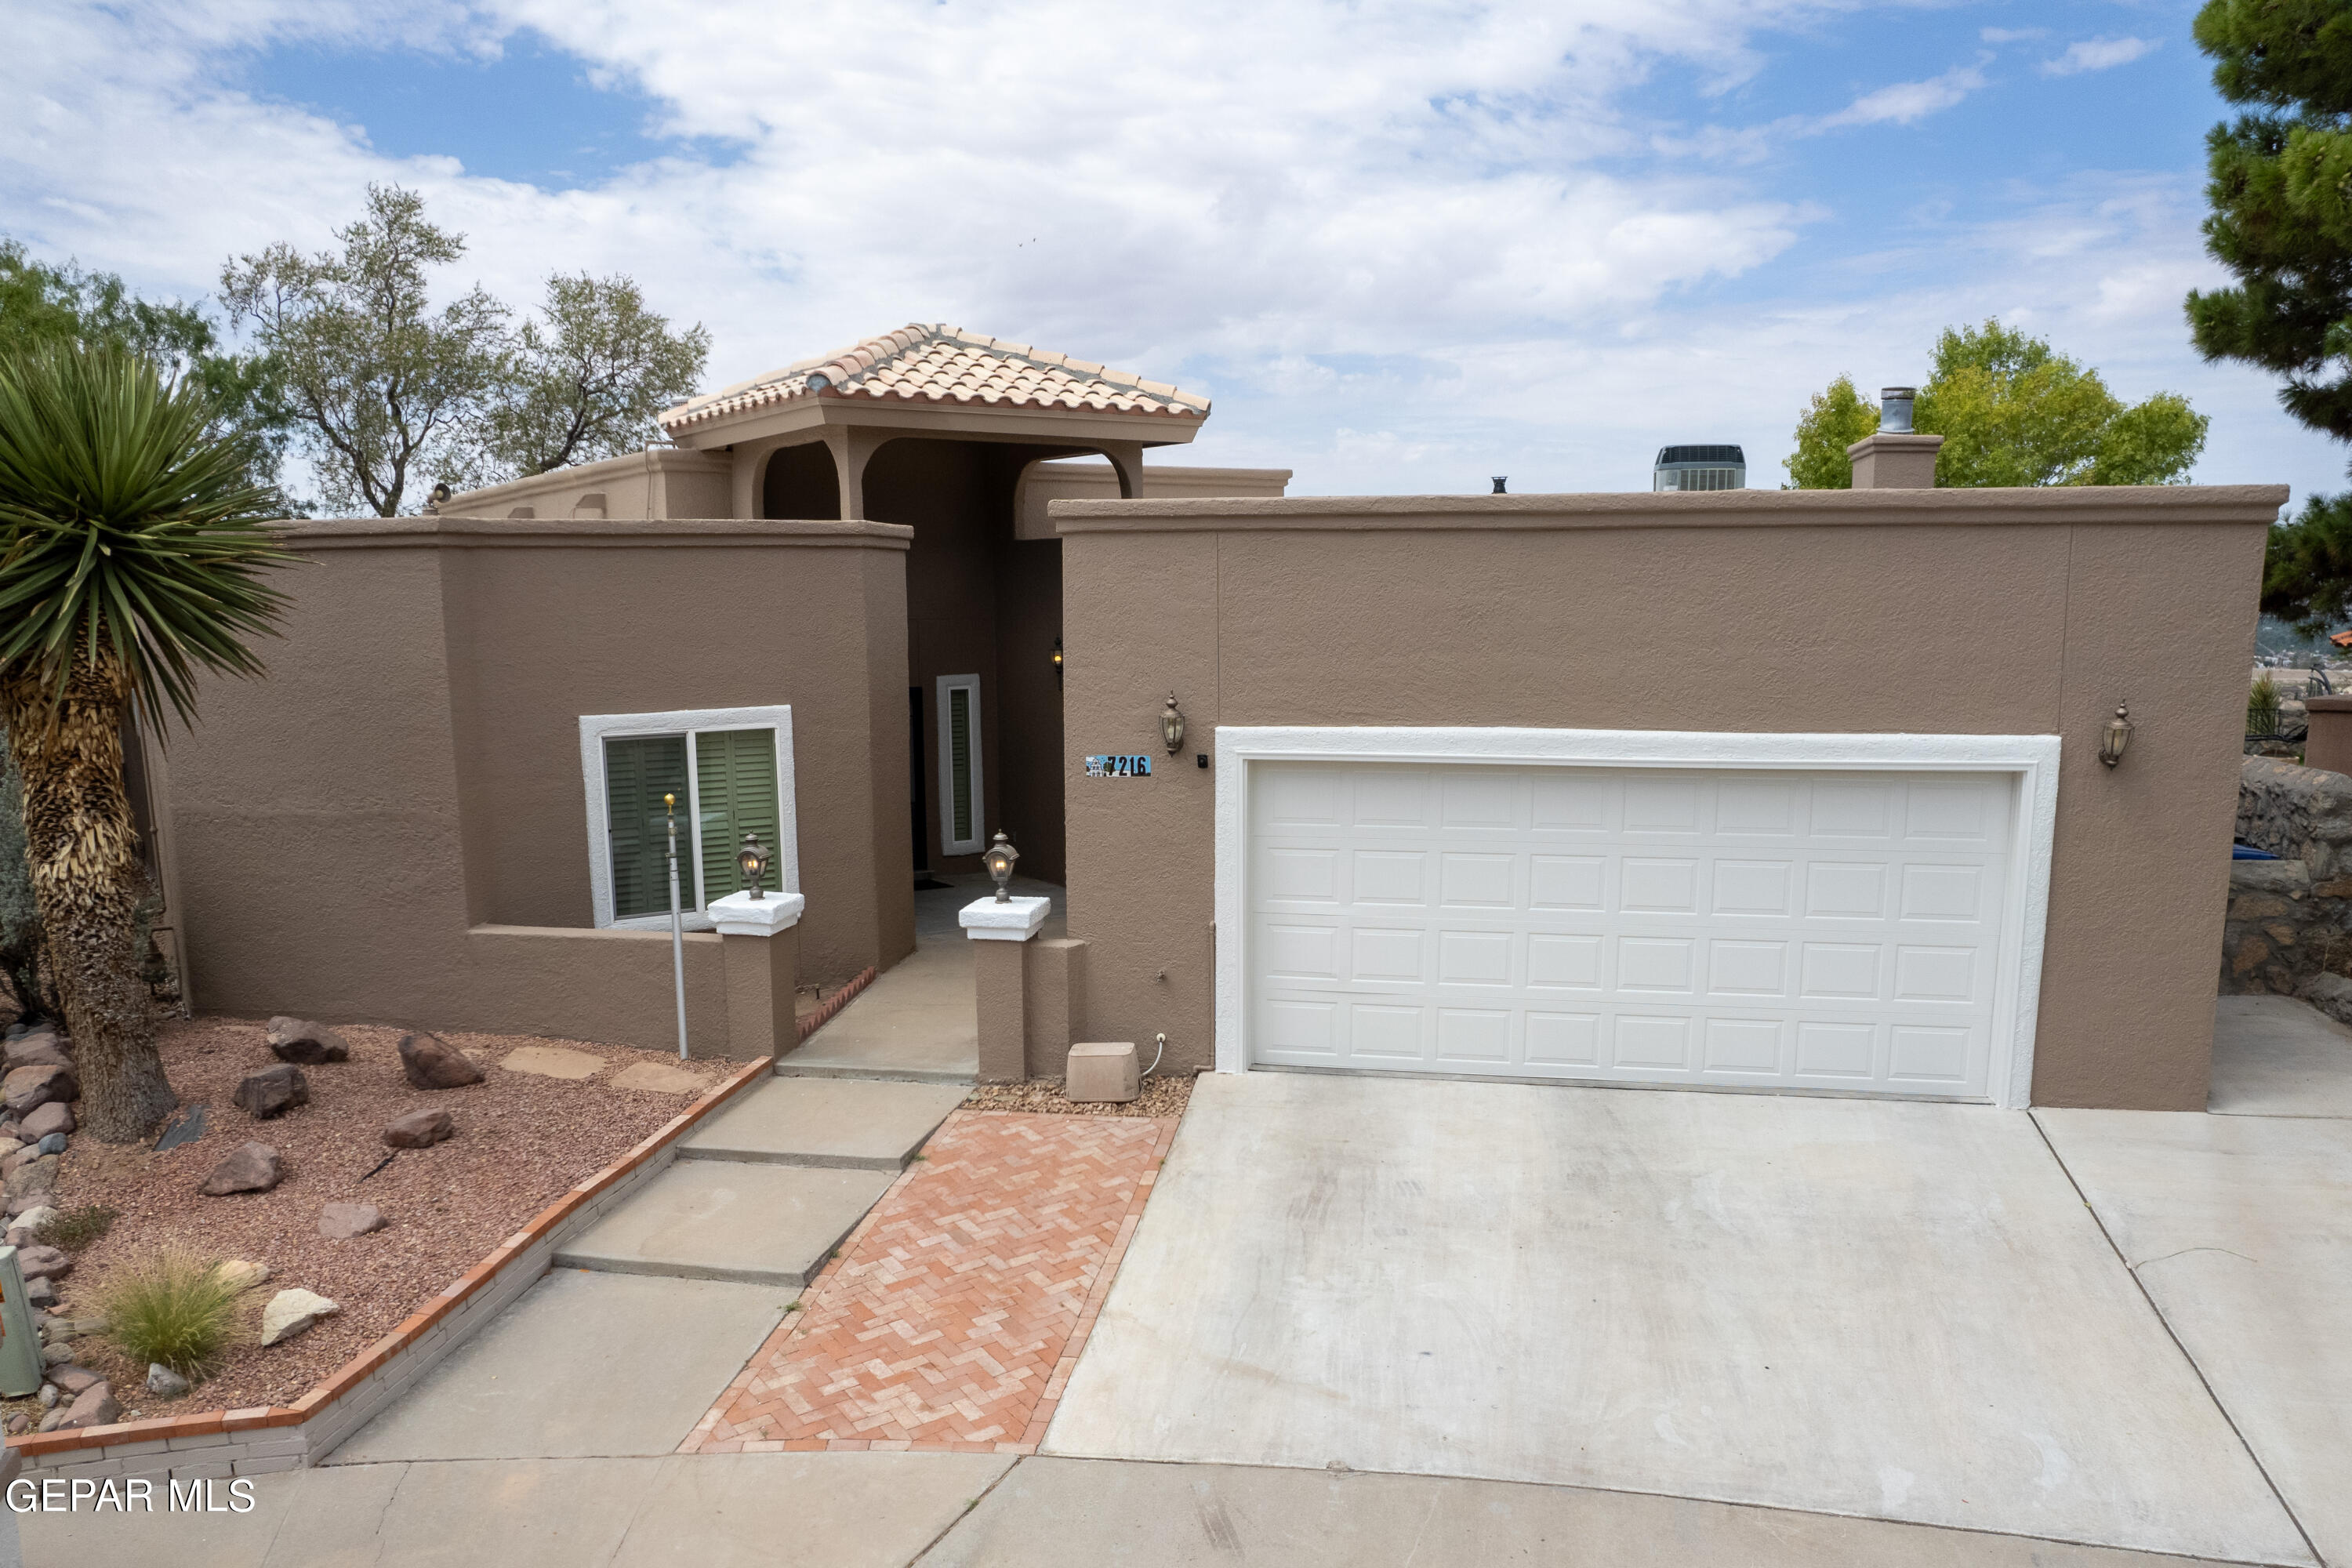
[137, 324, 2283, 1110]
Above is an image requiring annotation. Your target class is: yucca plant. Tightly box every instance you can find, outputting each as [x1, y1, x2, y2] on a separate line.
[0, 344, 292, 1140]
[96, 1243, 242, 1379]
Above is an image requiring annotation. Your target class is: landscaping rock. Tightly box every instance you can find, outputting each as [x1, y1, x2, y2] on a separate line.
[146, 1363, 190, 1399]
[35, 1410, 61, 1432]
[25, 1277, 56, 1308]
[608, 1062, 703, 1095]
[0, 1145, 36, 1175]
[265, 1017, 350, 1065]
[381, 1108, 454, 1149]
[5, 1188, 56, 1218]
[317, 1201, 385, 1239]
[2, 1033, 69, 1073]
[4, 1155, 59, 1203]
[12, 1203, 57, 1237]
[499, 1044, 601, 1080]
[48, 1364, 100, 1396]
[34, 1133, 63, 1156]
[397, 1033, 485, 1090]
[14, 1245, 69, 1283]
[212, 1259, 269, 1293]
[35, 1385, 56, 1409]
[1, 1063, 76, 1116]
[38, 1344, 71, 1368]
[5, 1414, 26, 1436]
[20, 1103, 72, 1141]
[260, 1288, 339, 1346]
[199, 1142, 282, 1196]
[231, 1062, 310, 1120]
[53, 1381, 119, 1430]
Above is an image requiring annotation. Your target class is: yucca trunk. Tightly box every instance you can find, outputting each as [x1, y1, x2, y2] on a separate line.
[0, 659, 176, 1142]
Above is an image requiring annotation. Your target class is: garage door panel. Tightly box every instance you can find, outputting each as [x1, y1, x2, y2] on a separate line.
[1250, 763, 2013, 1099]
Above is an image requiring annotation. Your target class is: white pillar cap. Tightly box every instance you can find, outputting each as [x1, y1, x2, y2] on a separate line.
[708, 889, 805, 937]
[960, 895, 1050, 941]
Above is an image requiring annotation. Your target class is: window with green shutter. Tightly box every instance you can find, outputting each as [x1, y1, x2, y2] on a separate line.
[604, 735, 694, 918]
[949, 689, 973, 844]
[695, 728, 781, 901]
[935, 673, 983, 855]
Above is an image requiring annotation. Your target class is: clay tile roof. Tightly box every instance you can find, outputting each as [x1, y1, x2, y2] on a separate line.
[657, 325, 1210, 432]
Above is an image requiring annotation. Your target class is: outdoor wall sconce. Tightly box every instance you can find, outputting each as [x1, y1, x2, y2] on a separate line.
[1051, 637, 1064, 685]
[984, 830, 1020, 902]
[1161, 692, 1187, 754]
[2099, 703, 2134, 768]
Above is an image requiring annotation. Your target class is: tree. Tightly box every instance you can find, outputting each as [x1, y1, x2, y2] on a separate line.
[2187, 2, 2352, 635]
[1, 240, 291, 506]
[220, 186, 509, 517]
[0, 730, 50, 1025]
[0, 345, 292, 1140]
[1784, 376, 1880, 489]
[1784, 321, 2208, 488]
[2184, 0, 2352, 446]
[487, 274, 710, 477]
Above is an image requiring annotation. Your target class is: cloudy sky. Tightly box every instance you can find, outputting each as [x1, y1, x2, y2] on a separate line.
[5, 0, 2334, 503]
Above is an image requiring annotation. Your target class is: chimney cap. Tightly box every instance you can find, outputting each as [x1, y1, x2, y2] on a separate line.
[1878, 387, 1917, 434]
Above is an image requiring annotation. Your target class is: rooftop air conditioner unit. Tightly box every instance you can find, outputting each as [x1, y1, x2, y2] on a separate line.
[1653, 445, 1745, 492]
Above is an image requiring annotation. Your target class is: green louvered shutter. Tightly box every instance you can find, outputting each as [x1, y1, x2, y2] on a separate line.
[606, 735, 693, 918]
[696, 728, 781, 902]
[948, 688, 974, 846]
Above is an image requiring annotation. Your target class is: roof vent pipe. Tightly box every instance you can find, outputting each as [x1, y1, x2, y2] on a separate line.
[1491, 476, 1508, 494]
[1879, 387, 1915, 434]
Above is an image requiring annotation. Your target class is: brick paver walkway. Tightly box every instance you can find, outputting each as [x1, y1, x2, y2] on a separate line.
[681, 1109, 1175, 1454]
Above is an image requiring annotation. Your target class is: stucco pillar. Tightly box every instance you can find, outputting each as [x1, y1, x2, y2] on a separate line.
[1846, 432, 1944, 489]
[2306, 696, 2352, 777]
[1025, 937, 1087, 1079]
[962, 895, 1049, 1082]
[821, 428, 892, 520]
[710, 889, 804, 1060]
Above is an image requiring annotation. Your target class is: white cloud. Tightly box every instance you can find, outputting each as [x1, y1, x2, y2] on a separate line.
[1980, 27, 2047, 44]
[1816, 62, 1988, 129]
[2041, 37, 2159, 76]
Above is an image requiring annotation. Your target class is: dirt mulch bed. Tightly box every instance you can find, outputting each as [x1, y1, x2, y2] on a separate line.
[31, 1016, 741, 1425]
[961, 1071, 1195, 1120]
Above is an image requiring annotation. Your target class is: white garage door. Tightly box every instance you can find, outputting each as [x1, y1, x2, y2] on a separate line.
[1247, 763, 2014, 1099]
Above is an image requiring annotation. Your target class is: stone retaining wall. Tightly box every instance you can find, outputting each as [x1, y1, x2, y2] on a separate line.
[2227, 757, 2352, 1017]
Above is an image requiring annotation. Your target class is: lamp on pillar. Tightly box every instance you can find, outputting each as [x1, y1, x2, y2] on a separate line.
[736, 831, 771, 900]
[984, 830, 1020, 902]
[1051, 637, 1064, 685]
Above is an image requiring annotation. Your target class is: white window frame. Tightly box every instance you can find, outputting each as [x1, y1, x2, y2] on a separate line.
[936, 673, 985, 856]
[579, 705, 800, 931]
[1212, 727, 2060, 1109]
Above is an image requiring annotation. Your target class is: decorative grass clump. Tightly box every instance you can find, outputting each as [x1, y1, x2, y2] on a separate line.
[34, 1204, 117, 1253]
[96, 1244, 241, 1379]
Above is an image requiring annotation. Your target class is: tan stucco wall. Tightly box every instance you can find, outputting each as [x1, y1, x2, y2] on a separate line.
[159, 516, 913, 1051]
[1014, 462, 1294, 539]
[1055, 486, 2285, 1111]
[440, 448, 733, 522]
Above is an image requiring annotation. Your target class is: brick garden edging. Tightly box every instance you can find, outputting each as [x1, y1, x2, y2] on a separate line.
[796, 966, 877, 1044]
[5, 1050, 781, 1484]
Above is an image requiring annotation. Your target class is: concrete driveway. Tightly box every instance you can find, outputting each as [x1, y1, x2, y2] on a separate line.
[1044, 1071, 2321, 1566]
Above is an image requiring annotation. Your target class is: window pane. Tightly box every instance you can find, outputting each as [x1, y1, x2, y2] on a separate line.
[949, 688, 974, 844]
[606, 735, 692, 919]
[696, 728, 781, 902]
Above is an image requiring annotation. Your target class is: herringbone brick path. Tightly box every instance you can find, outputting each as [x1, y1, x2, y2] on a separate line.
[681, 1109, 1175, 1454]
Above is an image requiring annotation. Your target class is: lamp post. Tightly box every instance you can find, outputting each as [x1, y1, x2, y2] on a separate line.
[665, 793, 688, 1060]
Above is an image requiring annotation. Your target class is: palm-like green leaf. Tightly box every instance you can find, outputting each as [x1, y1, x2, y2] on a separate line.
[0, 343, 293, 726]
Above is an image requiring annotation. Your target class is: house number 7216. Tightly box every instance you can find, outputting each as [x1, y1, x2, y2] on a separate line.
[1084, 754, 1153, 778]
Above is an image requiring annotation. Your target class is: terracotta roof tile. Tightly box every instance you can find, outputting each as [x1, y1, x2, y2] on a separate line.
[659, 325, 1208, 432]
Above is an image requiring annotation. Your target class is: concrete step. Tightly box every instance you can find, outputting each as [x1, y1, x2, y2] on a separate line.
[772, 1058, 977, 1087]
[680, 1076, 970, 1170]
[553, 1160, 893, 1287]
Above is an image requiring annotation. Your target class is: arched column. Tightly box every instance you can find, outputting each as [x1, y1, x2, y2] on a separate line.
[1092, 440, 1146, 499]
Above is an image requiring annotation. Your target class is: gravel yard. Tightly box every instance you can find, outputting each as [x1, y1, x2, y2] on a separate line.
[29, 1016, 739, 1423]
[962, 1070, 1196, 1120]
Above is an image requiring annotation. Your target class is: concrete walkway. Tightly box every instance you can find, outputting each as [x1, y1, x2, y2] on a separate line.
[778, 876, 1063, 1083]
[329, 1073, 968, 1462]
[23, 1453, 2266, 1566]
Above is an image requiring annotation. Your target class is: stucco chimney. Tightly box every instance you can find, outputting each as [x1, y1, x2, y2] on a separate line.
[1846, 387, 1943, 488]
